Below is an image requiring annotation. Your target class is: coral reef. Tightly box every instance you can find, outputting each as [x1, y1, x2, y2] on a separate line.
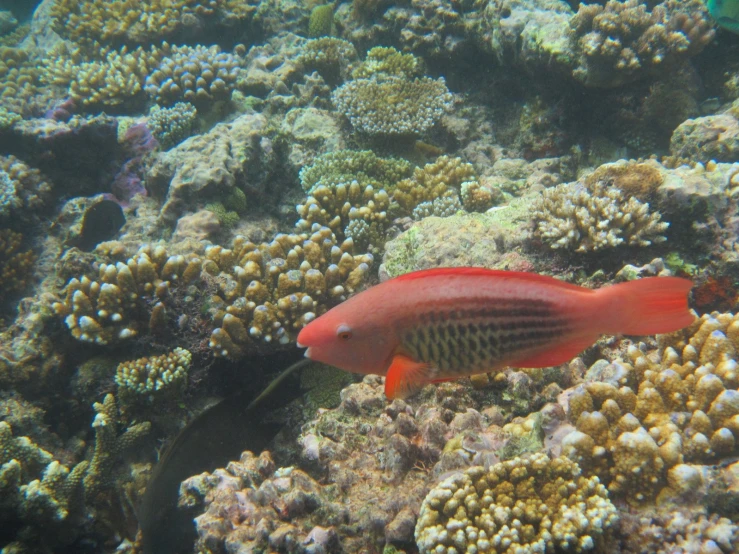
[670, 100, 739, 163]
[146, 102, 198, 149]
[296, 37, 358, 86]
[0, 155, 54, 219]
[563, 312, 739, 503]
[115, 347, 191, 407]
[52, 243, 204, 345]
[412, 195, 463, 220]
[298, 149, 412, 193]
[0, 229, 34, 301]
[393, 156, 475, 215]
[332, 75, 453, 137]
[570, 0, 715, 87]
[415, 453, 618, 554]
[206, 226, 373, 358]
[532, 180, 668, 253]
[308, 3, 335, 38]
[50, 0, 259, 46]
[144, 44, 244, 107]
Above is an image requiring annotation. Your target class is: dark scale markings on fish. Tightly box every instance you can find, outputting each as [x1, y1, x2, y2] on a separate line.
[401, 302, 574, 373]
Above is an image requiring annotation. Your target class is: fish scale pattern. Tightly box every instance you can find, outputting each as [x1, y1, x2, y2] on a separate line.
[400, 304, 572, 374]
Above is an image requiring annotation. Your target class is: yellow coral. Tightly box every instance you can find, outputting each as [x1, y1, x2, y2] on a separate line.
[416, 453, 618, 554]
[393, 155, 475, 215]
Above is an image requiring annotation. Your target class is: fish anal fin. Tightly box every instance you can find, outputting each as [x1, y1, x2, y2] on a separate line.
[385, 354, 435, 400]
[511, 336, 597, 368]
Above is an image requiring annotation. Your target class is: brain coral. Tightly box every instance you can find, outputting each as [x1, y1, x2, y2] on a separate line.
[332, 75, 453, 136]
[415, 452, 618, 554]
[532, 180, 668, 253]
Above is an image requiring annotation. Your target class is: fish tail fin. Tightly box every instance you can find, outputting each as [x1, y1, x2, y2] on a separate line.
[596, 277, 694, 336]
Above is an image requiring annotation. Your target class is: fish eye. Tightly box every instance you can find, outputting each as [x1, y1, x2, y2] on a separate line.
[336, 324, 353, 340]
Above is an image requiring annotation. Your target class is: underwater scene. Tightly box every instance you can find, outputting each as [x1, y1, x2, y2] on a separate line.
[1, 0, 739, 552]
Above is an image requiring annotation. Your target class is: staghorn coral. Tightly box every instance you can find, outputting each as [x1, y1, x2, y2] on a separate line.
[0, 229, 34, 301]
[0, 421, 88, 545]
[206, 225, 373, 358]
[146, 102, 198, 149]
[570, 0, 715, 87]
[393, 155, 475, 216]
[144, 44, 244, 107]
[298, 149, 412, 193]
[415, 453, 618, 554]
[52, 243, 204, 345]
[331, 75, 453, 137]
[532, 180, 668, 253]
[83, 394, 151, 498]
[563, 312, 739, 504]
[115, 347, 191, 407]
[50, 0, 258, 46]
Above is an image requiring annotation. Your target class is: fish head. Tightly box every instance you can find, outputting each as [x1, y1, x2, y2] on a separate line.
[297, 304, 396, 375]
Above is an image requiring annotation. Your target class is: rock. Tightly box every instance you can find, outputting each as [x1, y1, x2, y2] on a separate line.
[380, 211, 534, 279]
[172, 209, 221, 242]
[146, 113, 282, 224]
[670, 106, 739, 163]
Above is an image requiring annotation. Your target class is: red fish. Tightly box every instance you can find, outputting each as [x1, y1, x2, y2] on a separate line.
[296, 268, 694, 400]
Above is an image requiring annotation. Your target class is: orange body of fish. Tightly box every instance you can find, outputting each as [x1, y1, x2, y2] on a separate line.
[296, 268, 694, 400]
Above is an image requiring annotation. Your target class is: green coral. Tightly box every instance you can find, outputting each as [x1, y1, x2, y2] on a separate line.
[299, 149, 413, 193]
[308, 3, 335, 38]
[205, 202, 240, 228]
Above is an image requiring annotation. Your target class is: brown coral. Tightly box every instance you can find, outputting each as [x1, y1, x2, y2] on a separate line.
[393, 155, 475, 215]
[0, 229, 34, 301]
[584, 159, 664, 202]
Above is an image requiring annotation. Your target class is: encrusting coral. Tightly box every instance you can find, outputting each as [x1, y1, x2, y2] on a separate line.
[562, 312, 739, 504]
[415, 453, 619, 554]
[570, 0, 715, 87]
[532, 180, 668, 253]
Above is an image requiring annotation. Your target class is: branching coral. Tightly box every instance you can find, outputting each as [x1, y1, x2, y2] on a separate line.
[412, 195, 463, 220]
[115, 347, 191, 407]
[298, 149, 413, 193]
[351, 46, 425, 79]
[415, 453, 618, 554]
[563, 312, 739, 503]
[144, 44, 244, 107]
[393, 155, 475, 216]
[297, 37, 358, 86]
[532, 180, 668, 253]
[83, 394, 151, 497]
[50, 0, 258, 46]
[147, 102, 198, 149]
[206, 225, 373, 358]
[570, 0, 715, 87]
[0, 155, 54, 217]
[0, 229, 34, 301]
[0, 46, 44, 115]
[52, 243, 204, 345]
[332, 75, 453, 136]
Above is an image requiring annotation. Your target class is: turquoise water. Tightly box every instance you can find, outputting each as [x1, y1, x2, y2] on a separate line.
[0, 0, 738, 552]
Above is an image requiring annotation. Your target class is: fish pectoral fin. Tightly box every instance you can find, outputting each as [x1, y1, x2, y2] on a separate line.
[510, 335, 597, 368]
[384, 354, 435, 400]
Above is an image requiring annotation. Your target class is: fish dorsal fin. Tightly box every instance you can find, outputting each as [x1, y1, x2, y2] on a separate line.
[391, 267, 588, 292]
[510, 335, 597, 368]
[384, 354, 435, 400]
